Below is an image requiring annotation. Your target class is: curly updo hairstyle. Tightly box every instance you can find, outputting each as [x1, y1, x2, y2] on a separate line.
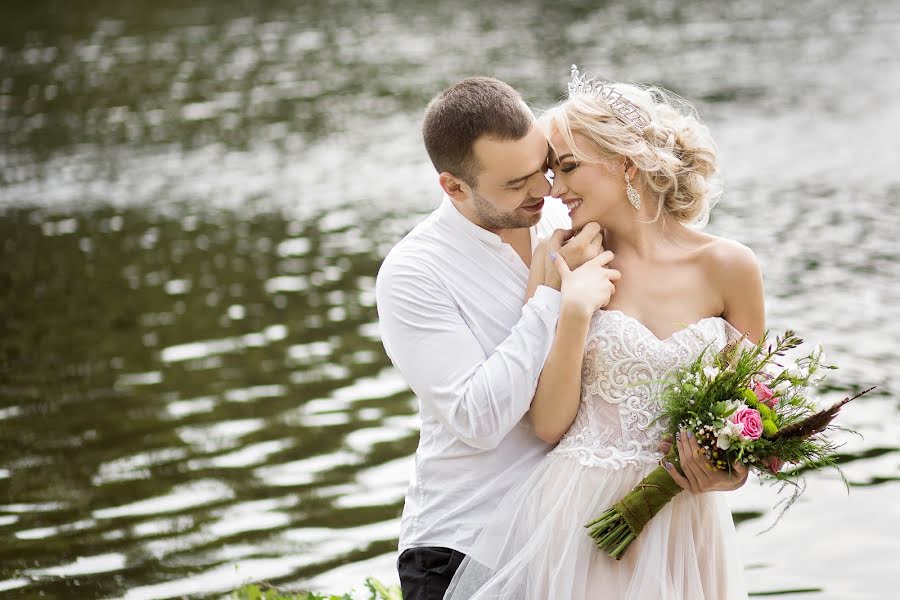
[540, 78, 721, 228]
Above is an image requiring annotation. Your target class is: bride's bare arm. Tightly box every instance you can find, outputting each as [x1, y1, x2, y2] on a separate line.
[717, 240, 766, 344]
[527, 245, 619, 444]
[527, 300, 594, 444]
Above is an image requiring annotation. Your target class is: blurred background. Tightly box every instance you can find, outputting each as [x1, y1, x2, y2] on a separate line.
[1, 0, 898, 598]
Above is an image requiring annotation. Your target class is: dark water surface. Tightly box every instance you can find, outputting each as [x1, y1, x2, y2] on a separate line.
[1, 1, 899, 598]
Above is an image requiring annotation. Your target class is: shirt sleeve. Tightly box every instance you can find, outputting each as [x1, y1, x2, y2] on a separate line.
[375, 255, 561, 450]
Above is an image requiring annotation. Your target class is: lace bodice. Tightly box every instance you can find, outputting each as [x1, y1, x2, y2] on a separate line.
[549, 309, 739, 469]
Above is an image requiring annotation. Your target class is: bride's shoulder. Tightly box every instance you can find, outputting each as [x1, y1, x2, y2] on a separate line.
[693, 233, 763, 295]
[693, 233, 758, 267]
[686, 232, 765, 340]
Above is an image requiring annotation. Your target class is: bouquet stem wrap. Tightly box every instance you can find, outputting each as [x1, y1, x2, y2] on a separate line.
[584, 450, 683, 560]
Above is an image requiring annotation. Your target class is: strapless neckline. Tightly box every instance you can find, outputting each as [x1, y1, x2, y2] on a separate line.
[598, 308, 725, 344]
[550, 307, 736, 471]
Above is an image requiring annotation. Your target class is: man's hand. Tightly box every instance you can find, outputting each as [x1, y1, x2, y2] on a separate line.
[658, 429, 749, 494]
[541, 223, 605, 291]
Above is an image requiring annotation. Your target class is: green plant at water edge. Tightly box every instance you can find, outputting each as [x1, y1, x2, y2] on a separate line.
[234, 576, 402, 600]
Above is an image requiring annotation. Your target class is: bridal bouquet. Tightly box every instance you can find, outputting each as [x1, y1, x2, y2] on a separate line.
[584, 329, 874, 560]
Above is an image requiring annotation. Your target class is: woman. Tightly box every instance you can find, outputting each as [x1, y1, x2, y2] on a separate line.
[442, 68, 763, 600]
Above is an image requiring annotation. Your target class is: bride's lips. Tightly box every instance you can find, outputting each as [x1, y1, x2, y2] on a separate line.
[562, 197, 583, 217]
[521, 199, 544, 213]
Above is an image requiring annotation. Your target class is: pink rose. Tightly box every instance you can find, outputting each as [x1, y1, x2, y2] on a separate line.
[766, 456, 785, 475]
[731, 408, 763, 440]
[753, 381, 777, 408]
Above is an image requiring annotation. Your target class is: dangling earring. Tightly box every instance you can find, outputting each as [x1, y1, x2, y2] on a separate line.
[624, 170, 641, 210]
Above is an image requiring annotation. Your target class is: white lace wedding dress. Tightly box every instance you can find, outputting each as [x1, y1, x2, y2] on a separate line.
[443, 309, 750, 600]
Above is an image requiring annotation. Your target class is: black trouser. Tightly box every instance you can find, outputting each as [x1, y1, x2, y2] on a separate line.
[397, 546, 466, 600]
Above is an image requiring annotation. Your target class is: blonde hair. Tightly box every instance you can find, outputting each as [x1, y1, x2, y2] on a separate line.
[540, 80, 720, 228]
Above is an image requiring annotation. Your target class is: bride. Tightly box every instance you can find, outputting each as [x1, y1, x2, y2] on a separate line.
[442, 68, 763, 600]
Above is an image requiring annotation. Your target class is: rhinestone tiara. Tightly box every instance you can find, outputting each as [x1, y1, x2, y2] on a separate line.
[567, 64, 649, 135]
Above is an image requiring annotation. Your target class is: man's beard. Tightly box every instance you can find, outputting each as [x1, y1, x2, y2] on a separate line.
[471, 188, 541, 230]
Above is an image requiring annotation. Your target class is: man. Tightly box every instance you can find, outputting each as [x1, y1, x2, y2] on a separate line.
[375, 77, 609, 600]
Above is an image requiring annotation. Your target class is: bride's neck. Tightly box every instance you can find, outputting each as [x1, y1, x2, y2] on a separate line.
[600, 212, 682, 260]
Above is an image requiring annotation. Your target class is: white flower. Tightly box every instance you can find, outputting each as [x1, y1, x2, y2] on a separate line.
[785, 361, 805, 379]
[714, 420, 745, 451]
[718, 420, 745, 438]
[814, 344, 826, 363]
[725, 399, 748, 414]
[774, 380, 792, 393]
[703, 366, 720, 380]
[762, 362, 783, 378]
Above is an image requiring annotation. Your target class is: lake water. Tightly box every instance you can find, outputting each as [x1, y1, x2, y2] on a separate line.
[1, 1, 899, 598]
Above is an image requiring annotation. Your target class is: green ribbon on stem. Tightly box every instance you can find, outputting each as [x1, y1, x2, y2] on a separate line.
[585, 449, 684, 560]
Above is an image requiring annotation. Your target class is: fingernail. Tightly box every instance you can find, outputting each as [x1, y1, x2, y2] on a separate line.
[664, 462, 672, 470]
[686, 430, 693, 439]
[549, 250, 558, 262]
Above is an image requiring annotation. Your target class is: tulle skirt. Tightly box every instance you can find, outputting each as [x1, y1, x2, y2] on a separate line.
[443, 451, 749, 600]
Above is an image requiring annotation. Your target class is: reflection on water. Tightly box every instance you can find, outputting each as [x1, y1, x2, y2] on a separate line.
[1, 1, 899, 599]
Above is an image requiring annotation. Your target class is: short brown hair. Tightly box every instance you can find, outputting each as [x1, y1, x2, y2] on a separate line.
[422, 77, 533, 187]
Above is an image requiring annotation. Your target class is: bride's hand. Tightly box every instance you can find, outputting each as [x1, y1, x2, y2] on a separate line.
[661, 428, 749, 493]
[553, 250, 621, 316]
[540, 224, 606, 291]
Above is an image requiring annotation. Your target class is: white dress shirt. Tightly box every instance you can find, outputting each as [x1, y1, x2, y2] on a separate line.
[375, 194, 572, 556]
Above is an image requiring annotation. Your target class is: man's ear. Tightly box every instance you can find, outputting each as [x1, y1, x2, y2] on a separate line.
[439, 172, 471, 202]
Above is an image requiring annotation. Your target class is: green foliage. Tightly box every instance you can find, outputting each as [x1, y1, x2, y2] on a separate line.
[233, 577, 402, 600]
[588, 327, 871, 558]
[647, 327, 865, 527]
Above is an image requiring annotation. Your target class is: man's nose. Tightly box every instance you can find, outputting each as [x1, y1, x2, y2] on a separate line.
[534, 175, 552, 198]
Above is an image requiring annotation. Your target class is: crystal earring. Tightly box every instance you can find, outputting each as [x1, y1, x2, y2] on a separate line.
[625, 170, 641, 210]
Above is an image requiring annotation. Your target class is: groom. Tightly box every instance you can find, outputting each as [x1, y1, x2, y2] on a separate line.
[375, 77, 607, 600]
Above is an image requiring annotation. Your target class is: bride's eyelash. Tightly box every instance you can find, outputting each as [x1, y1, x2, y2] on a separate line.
[561, 163, 578, 173]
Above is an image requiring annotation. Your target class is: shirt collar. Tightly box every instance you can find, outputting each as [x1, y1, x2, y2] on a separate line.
[438, 195, 505, 248]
